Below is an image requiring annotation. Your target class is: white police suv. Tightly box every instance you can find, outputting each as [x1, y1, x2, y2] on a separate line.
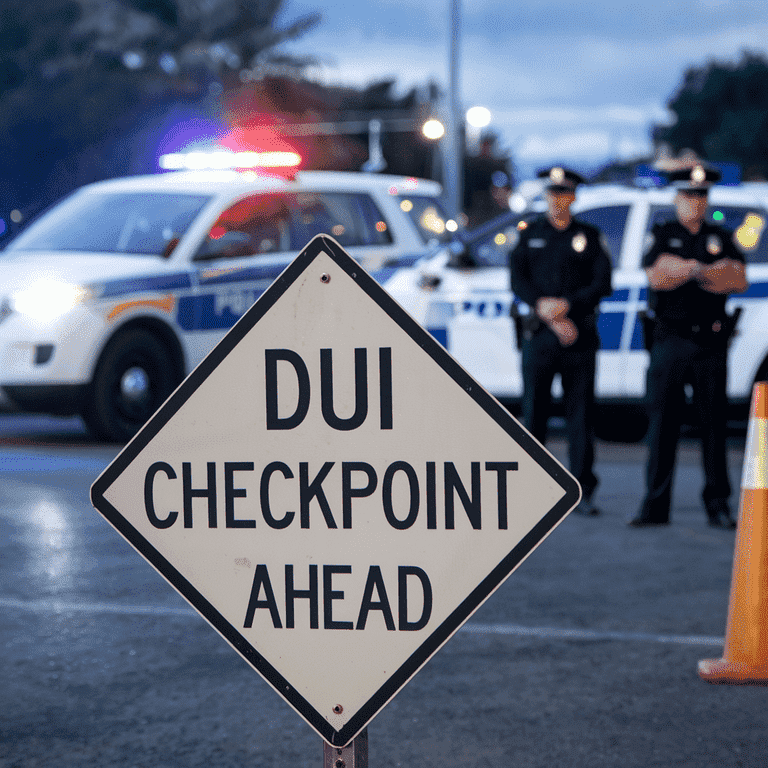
[0, 168, 449, 442]
[382, 181, 768, 440]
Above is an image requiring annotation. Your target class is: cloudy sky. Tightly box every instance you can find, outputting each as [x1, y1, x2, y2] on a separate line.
[276, 0, 768, 179]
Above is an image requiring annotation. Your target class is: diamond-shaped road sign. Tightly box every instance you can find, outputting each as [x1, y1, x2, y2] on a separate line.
[91, 235, 580, 747]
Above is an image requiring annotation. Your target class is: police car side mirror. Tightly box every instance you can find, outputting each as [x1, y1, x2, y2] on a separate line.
[446, 240, 478, 269]
[162, 237, 180, 259]
[195, 231, 253, 261]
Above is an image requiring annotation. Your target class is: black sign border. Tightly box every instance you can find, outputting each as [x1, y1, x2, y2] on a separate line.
[91, 234, 580, 746]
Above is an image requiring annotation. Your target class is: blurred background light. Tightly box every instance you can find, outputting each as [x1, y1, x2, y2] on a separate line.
[422, 119, 446, 140]
[466, 106, 492, 128]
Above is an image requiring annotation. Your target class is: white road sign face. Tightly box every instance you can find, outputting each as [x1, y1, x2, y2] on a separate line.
[91, 235, 580, 747]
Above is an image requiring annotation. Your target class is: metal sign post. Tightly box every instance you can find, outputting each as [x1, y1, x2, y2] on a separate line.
[323, 728, 368, 768]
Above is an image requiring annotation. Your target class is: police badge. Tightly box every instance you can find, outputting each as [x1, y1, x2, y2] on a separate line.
[572, 232, 587, 253]
[706, 234, 722, 256]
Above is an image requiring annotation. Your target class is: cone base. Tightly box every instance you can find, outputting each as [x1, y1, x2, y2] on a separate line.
[698, 658, 768, 685]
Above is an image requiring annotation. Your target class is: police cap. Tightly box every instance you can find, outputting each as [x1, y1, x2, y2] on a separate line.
[668, 164, 721, 194]
[537, 166, 585, 193]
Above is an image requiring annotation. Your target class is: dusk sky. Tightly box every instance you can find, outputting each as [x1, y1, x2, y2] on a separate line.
[276, 0, 768, 179]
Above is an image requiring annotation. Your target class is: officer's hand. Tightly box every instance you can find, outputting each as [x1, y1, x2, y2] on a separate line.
[647, 255, 700, 291]
[536, 297, 570, 321]
[549, 317, 579, 347]
[695, 258, 748, 294]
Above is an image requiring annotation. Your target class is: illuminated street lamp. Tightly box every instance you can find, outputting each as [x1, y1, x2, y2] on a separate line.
[465, 106, 491, 154]
[422, 119, 446, 141]
[466, 106, 491, 129]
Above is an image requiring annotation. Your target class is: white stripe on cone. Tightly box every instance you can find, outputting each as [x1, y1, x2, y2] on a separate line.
[742, 415, 768, 490]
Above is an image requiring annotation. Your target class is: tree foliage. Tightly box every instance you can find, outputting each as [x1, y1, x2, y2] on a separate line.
[0, 0, 320, 219]
[654, 51, 768, 179]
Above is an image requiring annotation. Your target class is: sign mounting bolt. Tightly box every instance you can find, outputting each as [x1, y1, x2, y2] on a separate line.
[333, 704, 343, 714]
[321, 273, 331, 283]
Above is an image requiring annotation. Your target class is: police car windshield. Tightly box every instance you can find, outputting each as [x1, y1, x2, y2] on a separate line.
[450, 212, 521, 267]
[399, 196, 453, 244]
[6, 190, 211, 256]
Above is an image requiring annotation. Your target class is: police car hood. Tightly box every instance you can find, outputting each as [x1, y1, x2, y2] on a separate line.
[0, 251, 178, 295]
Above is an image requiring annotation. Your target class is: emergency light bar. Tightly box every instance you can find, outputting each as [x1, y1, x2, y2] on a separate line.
[159, 150, 302, 171]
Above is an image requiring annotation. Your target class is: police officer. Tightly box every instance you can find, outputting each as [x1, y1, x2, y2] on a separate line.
[629, 164, 749, 528]
[510, 167, 612, 516]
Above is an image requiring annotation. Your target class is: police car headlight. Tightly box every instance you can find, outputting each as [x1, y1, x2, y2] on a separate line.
[10, 281, 90, 322]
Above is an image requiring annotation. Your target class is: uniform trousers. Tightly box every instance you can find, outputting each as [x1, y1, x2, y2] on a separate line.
[640, 334, 731, 522]
[521, 327, 599, 499]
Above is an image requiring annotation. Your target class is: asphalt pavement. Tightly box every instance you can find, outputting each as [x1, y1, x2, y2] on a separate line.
[1, 416, 767, 767]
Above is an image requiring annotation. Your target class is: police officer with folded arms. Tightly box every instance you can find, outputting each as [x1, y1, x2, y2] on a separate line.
[629, 164, 749, 529]
[509, 167, 612, 516]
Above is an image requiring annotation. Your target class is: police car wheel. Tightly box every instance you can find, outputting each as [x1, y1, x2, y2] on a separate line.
[83, 329, 177, 443]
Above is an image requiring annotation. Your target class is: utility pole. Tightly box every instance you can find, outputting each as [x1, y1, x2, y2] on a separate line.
[444, 0, 463, 220]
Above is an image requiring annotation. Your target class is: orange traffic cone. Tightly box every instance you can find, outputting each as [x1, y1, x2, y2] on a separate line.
[699, 381, 768, 684]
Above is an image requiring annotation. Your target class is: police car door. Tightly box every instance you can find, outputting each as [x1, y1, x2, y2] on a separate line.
[714, 200, 768, 400]
[570, 201, 637, 399]
[684, 194, 768, 402]
[189, 191, 400, 367]
[190, 193, 296, 363]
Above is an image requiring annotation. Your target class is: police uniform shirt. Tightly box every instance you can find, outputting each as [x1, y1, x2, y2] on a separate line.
[642, 219, 744, 327]
[509, 216, 612, 325]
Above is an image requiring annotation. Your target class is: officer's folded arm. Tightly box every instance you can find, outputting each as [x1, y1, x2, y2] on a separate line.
[645, 253, 703, 291]
[695, 258, 749, 294]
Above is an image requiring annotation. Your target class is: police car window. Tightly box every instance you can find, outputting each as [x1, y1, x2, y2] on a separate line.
[647, 204, 768, 264]
[196, 194, 290, 261]
[573, 205, 630, 267]
[288, 193, 372, 249]
[399, 196, 452, 244]
[196, 193, 385, 261]
[6, 191, 211, 256]
[470, 223, 522, 267]
[356, 194, 393, 245]
[647, 205, 676, 230]
[709, 206, 768, 264]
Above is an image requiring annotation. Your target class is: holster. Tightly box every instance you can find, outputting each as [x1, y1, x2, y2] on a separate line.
[638, 310, 655, 352]
[722, 306, 742, 346]
[509, 303, 541, 349]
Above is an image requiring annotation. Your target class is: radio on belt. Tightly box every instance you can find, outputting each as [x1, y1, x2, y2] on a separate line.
[91, 234, 580, 747]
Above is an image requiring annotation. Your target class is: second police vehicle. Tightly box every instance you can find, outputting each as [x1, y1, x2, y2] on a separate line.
[0, 157, 451, 442]
[382, 177, 768, 441]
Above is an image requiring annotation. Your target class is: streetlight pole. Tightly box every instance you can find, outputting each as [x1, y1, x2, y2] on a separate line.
[444, 0, 462, 220]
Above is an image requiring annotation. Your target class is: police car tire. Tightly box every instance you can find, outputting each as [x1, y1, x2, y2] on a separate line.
[83, 329, 177, 443]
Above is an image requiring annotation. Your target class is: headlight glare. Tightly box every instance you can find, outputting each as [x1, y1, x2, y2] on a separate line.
[11, 281, 89, 322]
